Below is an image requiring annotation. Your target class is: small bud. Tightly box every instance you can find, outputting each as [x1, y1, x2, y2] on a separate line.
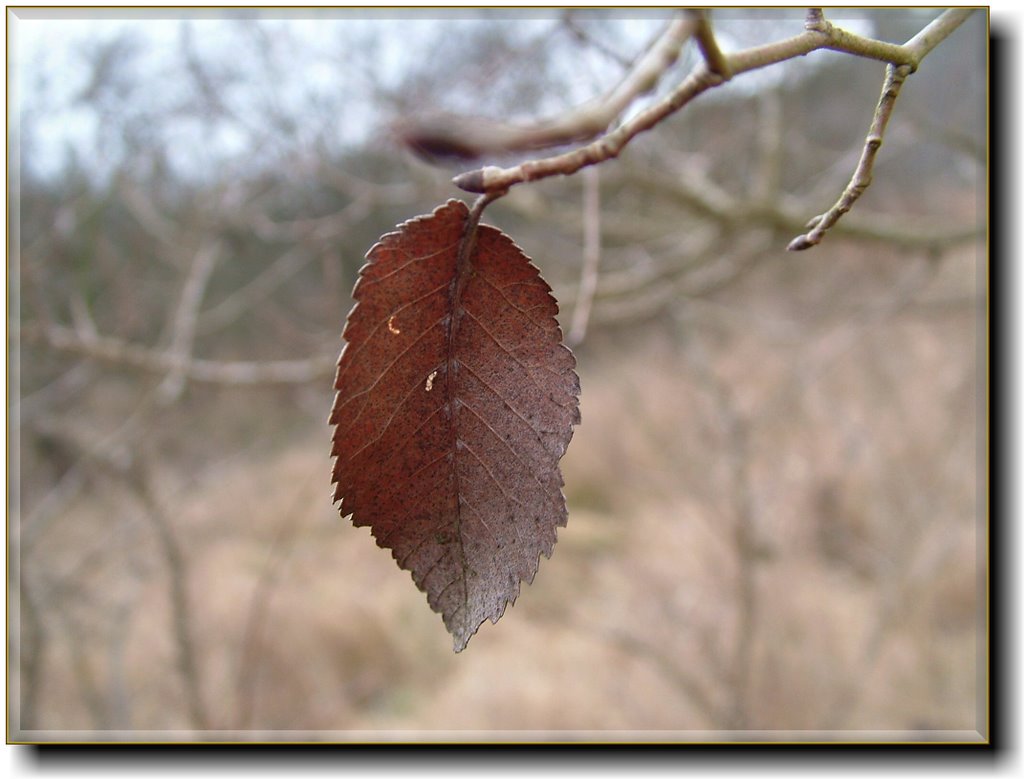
[787, 234, 816, 252]
[452, 169, 487, 193]
[453, 166, 504, 194]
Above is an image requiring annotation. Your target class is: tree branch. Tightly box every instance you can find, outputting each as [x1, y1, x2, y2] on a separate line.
[157, 240, 222, 402]
[27, 322, 336, 385]
[689, 8, 732, 79]
[601, 158, 984, 251]
[194, 245, 310, 336]
[233, 474, 317, 729]
[134, 460, 211, 731]
[567, 166, 602, 347]
[787, 63, 912, 251]
[395, 15, 695, 161]
[452, 9, 976, 195]
[560, 11, 634, 69]
[781, 8, 975, 250]
[904, 8, 977, 63]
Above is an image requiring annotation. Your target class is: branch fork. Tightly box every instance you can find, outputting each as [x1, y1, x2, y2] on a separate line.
[433, 9, 975, 250]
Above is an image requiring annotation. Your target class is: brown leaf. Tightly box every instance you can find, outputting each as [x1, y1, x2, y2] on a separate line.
[329, 200, 580, 651]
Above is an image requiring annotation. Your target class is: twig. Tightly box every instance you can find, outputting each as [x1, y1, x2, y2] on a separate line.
[233, 473, 318, 729]
[158, 240, 222, 402]
[805, 8, 825, 28]
[117, 178, 181, 254]
[19, 411, 213, 729]
[752, 89, 784, 203]
[17, 572, 47, 731]
[453, 10, 976, 195]
[683, 336, 766, 731]
[90, 431, 211, 730]
[450, 22, 815, 194]
[785, 9, 975, 250]
[561, 12, 634, 69]
[195, 245, 310, 336]
[61, 604, 110, 727]
[20, 399, 155, 555]
[802, 8, 914, 65]
[593, 15, 695, 130]
[724, 409, 758, 731]
[27, 322, 336, 385]
[69, 288, 99, 342]
[903, 8, 978, 63]
[17, 363, 94, 424]
[567, 166, 601, 347]
[581, 618, 722, 726]
[689, 9, 731, 79]
[244, 194, 375, 244]
[196, 192, 386, 337]
[610, 160, 983, 251]
[396, 15, 695, 161]
[133, 459, 211, 731]
[786, 63, 912, 251]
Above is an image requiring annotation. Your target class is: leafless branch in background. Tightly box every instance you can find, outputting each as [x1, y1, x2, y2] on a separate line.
[24, 416, 213, 730]
[132, 459, 211, 731]
[567, 166, 601, 347]
[752, 89, 784, 205]
[17, 572, 48, 730]
[683, 337, 769, 731]
[232, 476, 317, 730]
[158, 240, 222, 402]
[394, 15, 695, 162]
[25, 323, 336, 385]
[560, 12, 634, 69]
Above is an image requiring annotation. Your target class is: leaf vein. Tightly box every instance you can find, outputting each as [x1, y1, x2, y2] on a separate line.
[358, 238, 461, 289]
[335, 281, 449, 389]
[333, 313, 447, 435]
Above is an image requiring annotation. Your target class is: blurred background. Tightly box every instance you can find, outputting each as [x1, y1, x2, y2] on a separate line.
[9, 8, 986, 740]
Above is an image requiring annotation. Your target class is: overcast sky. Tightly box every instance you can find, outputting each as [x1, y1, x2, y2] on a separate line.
[10, 8, 879, 183]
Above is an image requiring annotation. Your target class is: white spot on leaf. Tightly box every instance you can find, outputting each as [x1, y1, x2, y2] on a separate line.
[425, 370, 438, 392]
[387, 315, 401, 335]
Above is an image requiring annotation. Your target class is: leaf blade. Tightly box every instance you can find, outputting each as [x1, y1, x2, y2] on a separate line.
[330, 200, 580, 651]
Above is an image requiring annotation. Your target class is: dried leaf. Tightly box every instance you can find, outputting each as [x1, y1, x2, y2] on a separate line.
[330, 199, 580, 651]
